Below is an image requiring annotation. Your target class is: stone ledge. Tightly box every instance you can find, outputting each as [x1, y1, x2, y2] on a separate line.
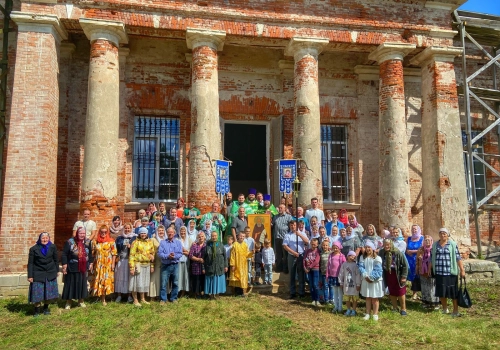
[0, 273, 64, 299]
[463, 259, 499, 283]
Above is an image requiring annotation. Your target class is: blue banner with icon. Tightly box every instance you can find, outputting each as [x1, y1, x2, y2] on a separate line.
[215, 160, 230, 195]
[279, 160, 297, 194]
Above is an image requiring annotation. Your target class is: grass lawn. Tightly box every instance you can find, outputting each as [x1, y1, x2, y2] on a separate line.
[0, 282, 499, 350]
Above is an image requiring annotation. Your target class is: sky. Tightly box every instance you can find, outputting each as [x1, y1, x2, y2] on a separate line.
[459, 0, 500, 15]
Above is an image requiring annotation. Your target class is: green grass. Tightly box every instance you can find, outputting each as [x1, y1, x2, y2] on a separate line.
[0, 282, 499, 350]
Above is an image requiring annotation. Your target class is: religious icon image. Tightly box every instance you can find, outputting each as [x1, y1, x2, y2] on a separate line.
[283, 168, 292, 178]
[220, 168, 227, 179]
[248, 214, 271, 246]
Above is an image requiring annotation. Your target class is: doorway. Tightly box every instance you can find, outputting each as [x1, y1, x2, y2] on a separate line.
[223, 123, 268, 196]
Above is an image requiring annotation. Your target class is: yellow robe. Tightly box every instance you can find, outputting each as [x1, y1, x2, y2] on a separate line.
[229, 241, 253, 289]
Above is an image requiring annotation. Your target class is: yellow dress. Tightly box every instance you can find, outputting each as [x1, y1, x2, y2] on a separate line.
[229, 241, 253, 289]
[91, 241, 118, 297]
[129, 238, 155, 268]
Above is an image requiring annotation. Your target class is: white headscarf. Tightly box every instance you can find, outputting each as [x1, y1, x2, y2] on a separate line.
[187, 219, 198, 242]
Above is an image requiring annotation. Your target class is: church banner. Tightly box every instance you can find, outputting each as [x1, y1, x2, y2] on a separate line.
[279, 159, 297, 194]
[215, 160, 230, 195]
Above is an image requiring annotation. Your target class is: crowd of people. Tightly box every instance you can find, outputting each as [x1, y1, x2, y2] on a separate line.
[27, 190, 466, 320]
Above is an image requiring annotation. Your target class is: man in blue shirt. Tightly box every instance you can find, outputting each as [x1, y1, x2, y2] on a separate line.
[283, 220, 310, 299]
[158, 227, 183, 304]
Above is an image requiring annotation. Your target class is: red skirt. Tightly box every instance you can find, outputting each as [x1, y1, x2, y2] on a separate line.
[385, 268, 406, 297]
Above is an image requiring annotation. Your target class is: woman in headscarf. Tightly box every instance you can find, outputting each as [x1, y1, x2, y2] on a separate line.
[389, 226, 407, 254]
[149, 225, 166, 300]
[114, 223, 136, 303]
[362, 224, 383, 253]
[109, 215, 124, 240]
[416, 234, 440, 310]
[187, 219, 198, 242]
[340, 227, 361, 258]
[338, 209, 349, 227]
[406, 224, 424, 300]
[204, 230, 228, 299]
[348, 214, 364, 241]
[62, 227, 93, 309]
[27, 232, 59, 316]
[379, 238, 409, 316]
[129, 227, 155, 307]
[189, 232, 207, 298]
[90, 225, 117, 305]
[177, 226, 193, 298]
[431, 228, 465, 317]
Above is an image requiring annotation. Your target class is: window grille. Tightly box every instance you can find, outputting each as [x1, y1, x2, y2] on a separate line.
[133, 117, 180, 201]
[321, 125, 349, 202]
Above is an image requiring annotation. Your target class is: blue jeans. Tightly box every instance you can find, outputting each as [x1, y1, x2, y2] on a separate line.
[287, 254, 305, 296]
[160, 263, 179, 302]
[320, 275, 333, 302]
[308, 269, 320, 301]
[264, 264, 273, 284]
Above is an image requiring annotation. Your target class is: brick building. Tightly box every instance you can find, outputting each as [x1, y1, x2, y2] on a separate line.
[0, 0, 499, 286]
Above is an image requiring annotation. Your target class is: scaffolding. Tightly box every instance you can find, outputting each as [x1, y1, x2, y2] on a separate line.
[453, 10, 500, 258]
[0, 0, 12, 211]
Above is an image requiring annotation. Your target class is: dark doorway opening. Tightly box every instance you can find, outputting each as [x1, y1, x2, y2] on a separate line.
[224, 123, 267, 197]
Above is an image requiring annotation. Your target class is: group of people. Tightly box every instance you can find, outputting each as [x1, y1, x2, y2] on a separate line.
[27, 191, 466, 320]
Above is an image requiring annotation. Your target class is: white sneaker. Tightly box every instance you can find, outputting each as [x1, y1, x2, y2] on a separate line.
[79, 303, 86, 308]
[312, 301, 317, 306]
[373, 315, 379, 321]
[64, 304, 71, 310]
[363, 314, 370, 320]
[115, 295, 122, 303]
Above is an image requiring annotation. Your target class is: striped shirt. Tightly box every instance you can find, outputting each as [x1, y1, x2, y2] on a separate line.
[272, 213, 293, 240]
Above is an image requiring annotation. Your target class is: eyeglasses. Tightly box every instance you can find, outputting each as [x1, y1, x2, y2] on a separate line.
[100, 231, 107, 234]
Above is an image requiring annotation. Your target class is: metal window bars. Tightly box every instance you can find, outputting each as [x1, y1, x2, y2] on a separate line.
[133, 117, 180, 201]
[321, 125, 349, 202]
[453, 10, 500, 257]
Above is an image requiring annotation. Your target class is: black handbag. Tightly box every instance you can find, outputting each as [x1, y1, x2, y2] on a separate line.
[457, 277, 472, 308]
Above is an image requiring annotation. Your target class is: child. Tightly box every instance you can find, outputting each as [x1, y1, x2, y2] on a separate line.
[244, 226, 255, 286]
[319, 240, 332, 305]
[253, 242, 263, 285]
[327, 241, 346, 313]
[303, 238, 321, 306]
[358, 241, 384, 321]
[262, 239, 275, 285]
[339, 250, 361, 316]
[224, 236, 234, 283]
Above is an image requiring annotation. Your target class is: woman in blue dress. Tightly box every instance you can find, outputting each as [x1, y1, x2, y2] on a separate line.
[406, 224, 424, 300]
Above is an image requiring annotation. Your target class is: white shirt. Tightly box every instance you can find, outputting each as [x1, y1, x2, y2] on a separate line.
[73, 220, 97, 239]
[305, 208, 325, 223]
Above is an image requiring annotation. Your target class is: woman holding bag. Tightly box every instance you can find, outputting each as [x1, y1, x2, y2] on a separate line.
[429, 228, 466, 317]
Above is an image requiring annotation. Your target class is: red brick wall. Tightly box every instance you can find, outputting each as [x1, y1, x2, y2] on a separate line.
[0, 30, 60, 273]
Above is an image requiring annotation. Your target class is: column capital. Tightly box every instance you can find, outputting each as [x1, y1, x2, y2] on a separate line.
[368, 42, 416, 64]
[186, 28, 226, 51]
[285, 37, 329, 62]
[410, 46, 462, 66]
[11, 11, 68, 42]
[79, 18, 128, 47]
